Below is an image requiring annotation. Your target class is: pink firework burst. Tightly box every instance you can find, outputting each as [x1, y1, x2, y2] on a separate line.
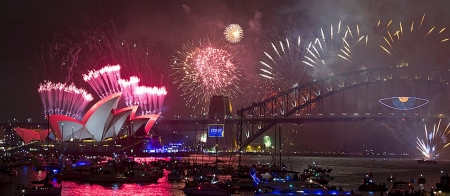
[171, 39, 241, 113]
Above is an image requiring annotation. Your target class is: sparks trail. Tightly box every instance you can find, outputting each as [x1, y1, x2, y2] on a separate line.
[35, 36, 82, 84]
[376, 13, 450, 67]
[303, 21, 369, 78]
[118, 76, 140, 106]
[38, 81, 93, 120]
[82, 65, 168, 115]
[36, 18, 168, 88]
[135, 86, 167, 115]
[83, 64, 122, 99]
[416, 119, 450, 159]
[259, 31, 309, 91]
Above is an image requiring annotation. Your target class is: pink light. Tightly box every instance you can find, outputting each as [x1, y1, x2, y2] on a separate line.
[134, 86, 167, 115]
[191, 46, 237, 91]
[119, 76, 140, 106]
[38, 81, 93, 120]
[82, 64, 122, 98]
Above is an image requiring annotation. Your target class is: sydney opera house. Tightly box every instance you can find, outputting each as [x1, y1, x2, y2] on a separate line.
[7, 65, 169, 156]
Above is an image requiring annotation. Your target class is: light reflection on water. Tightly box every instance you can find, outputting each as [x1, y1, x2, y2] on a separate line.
[1, 156, 449, 196]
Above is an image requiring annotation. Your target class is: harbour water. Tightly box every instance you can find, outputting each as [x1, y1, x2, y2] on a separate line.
[2, 155, 449, 196]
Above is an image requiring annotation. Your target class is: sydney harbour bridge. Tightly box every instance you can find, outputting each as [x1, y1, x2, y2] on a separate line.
[154, 66, 450, 151]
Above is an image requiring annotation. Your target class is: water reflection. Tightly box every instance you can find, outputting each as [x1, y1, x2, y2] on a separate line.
[1, 157, 449, 196]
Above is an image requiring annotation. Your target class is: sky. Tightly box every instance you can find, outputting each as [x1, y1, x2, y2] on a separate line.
[1, 0, 450, 153]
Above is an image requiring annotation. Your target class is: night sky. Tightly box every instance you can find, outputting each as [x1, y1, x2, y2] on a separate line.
[1, 0, 450, 154]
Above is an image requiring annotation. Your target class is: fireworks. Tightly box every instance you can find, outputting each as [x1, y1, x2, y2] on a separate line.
[259, 32, 310, 91]
[83, 64, 122, 98]
[416, 119, 450, 159]
[38, 81, 93, 120]
[135, 86, 167, 115]
[171, 39, 241, 113]
[303, 21, 369, 77]
[258, 29, 318, 115]
[118, 76, 140, 106]
[376, 13, 450, 67]
[224, 24, 244, 43]
[263, 135, 272, 147]
[118, 76, 167, 114]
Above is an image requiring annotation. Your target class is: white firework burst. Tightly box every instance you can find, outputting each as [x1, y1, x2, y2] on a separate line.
[224, 24, 244, 43]
[416, 119, 450, 159]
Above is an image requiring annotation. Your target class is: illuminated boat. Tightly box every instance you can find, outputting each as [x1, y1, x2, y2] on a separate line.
[127, 170, 160, 183]
[46, 157, 61, 172]
[167, 169, 185, 182]
[388, 181, 414, 195]
[182, 182, 233, 196]
[59, 167, 90, 180]
[73, 158, 92, 171]
[225, 169, 256, 190]
[357, 176, 387, 192]
[82, 166, 128, 183]
[417, 159, 437, 164]
[19, 185, 62, 196]
[34, 158, 47, 171]
[255, 181, 352, 196]
[0, 175, 13, 184]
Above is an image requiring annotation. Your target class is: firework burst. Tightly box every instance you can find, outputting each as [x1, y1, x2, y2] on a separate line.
[224, 24, 244, 43]
[259, 30, 310, 92]
[416, 119, 450, 159]
[171, 39, 241, 114]
[303, 21, 369, 78]
[376, 13, 450, 68]
[257, 28, 319, 116]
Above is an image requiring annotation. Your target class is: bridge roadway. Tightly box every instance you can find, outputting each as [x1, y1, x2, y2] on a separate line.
[154, 115, 423, 133]
[1, 115, 421, 134]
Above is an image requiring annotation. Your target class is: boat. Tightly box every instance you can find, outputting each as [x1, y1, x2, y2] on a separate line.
[82, 166, 128, 183]
[255, 180, 352, 196]
[59, 167, 90, 180]
[387, 175, 395, 181]
[435, 173, 450, 192]
[127, 170, 160, 183]
[388, 181, 414, 196]
[224, 168, 256, 190]
[73, 158, 92, 172]
[0, 175, 13, 184]
[18, 184, 62, 196]
[182, 182, 233, 196]
[1, 166, 18, 176]
[46, 157, 61, 172]
[150, 167, 164, 178]
[357, 175, 387, 192]
[417, 174, 426, 184]
[302, 162, 333, 184]
[417, 159, 437, 164]
[167, 169, 185, 181]
[34, 158, 47, 171]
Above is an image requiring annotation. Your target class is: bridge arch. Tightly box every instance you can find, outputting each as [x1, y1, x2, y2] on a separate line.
[237, 66, 450, 150]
